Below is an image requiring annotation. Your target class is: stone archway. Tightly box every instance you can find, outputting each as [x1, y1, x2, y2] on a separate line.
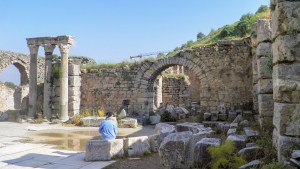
[0, 51, 31, 86]
[136, 52, 209, 114]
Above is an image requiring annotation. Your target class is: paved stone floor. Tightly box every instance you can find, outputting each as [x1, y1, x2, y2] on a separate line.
[0, 122, 115, 169]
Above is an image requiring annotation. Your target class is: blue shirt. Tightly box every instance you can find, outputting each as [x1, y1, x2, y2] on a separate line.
[98, 119, 118, 140]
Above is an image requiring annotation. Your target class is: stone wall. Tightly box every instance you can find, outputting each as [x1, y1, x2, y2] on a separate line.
[271, 0, 300, 161]
[251, 19, 273, 129]
[81, 39, 253, 115]
[162, 76, 191, 107]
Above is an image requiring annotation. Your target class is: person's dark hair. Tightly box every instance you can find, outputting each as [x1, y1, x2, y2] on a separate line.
[106, 112, 113, 118]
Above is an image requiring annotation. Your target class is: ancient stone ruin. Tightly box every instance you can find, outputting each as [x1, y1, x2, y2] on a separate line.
[0, 0, 299, 166]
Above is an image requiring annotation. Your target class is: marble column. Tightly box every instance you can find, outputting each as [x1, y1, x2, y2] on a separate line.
[58, 43, 71, 121]
[28, 44, 39, 119]
[43, 44, 56, 120]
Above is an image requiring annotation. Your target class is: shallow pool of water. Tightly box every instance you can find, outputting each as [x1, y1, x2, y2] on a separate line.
[24, 126, 155, 151]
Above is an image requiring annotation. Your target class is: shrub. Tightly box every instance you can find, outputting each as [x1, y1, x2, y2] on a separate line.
[72, 115, 83, 126]
[160, 111, 176, 122]
[208, 141, 246, 169]
[81, 108, 91, 117]
[98, 106, 105, 117]
[261, 161, 285, 169]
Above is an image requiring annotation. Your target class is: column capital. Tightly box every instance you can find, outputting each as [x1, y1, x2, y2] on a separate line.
[58, 43, 72, 55]
[27, 44, 39, 55]
[42, 44, 56, 54]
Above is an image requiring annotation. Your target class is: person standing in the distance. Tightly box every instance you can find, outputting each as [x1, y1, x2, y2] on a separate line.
[98, 112, 118, 140]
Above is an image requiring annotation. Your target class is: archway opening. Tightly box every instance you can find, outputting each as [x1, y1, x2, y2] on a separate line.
[0, 64, 21, 86]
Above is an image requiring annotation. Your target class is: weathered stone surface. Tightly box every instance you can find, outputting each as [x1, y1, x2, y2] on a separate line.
[204, 112, 211, 121]
[120, 118, 138, 128]
[238, 146, 263, 162]
[244, 127, 260, 142]
[239, 160, 261, 169]
[0, 112, 8, 121]
[68, 64, 81, 76]
[149, 115, 161, 124]
[226, 135, 247, 150]
[68, 76, 81, 87]
[124, 136, 150, 157]
[292, 150, 300, 159]
[82, 117, 105, 127]
[194, 138, 221, 168]
[155, 123, 175, 146]
[85, 139, 124, 161]
[259, 116, 273, 129]
[159, 131, 193, 169]
[273, 129, 300, 161]
[176, 122, 204, 133]
[273, 63, 300, 103]
[119, 109, 126, 119]
[239, 120, 250, 127]
[228, 111, 237, 121]
[256, 19, 271, 43]
[227, 128, 237, 136]
[258, 94, 274, 117]
[211, 111, 218, 121]
[272, 1, 300, 38]
[148, 134, 159, 152]
[256, 43, 271, 57]
[272, 34, 300, 64]
[273, 102, 300, 136]
[258, 79, 273, 94]
[233, 115, 243, 123]
[218, 113, 227, 121]
[230, 123, 238, 129]
[257, 56, 272, 79]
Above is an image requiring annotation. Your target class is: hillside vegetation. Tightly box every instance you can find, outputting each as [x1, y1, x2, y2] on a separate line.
[166, 5, 270, 57]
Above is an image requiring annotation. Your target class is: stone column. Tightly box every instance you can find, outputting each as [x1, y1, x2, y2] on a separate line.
[43, 44, 56, 120]
[28, 44, 39, 119]
[58, 43, 71, 121]
[271, 0, 300, 161]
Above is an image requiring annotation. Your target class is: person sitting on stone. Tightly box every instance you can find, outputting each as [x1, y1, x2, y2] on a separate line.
[98, 112, 118, 140]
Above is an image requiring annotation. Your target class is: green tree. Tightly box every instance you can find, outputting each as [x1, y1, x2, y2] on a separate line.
[157, 53, 166, 59]
[197, 32, 206, 40]
[256, 5, 269, 14]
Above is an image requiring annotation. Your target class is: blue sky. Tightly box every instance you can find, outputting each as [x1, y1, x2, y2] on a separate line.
[0, 0, 269, 84]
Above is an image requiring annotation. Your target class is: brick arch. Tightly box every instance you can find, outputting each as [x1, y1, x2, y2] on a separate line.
[0, 51, 30, 85]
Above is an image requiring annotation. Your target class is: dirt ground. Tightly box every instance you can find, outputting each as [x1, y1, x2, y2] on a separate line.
[103, 153, 164, 169]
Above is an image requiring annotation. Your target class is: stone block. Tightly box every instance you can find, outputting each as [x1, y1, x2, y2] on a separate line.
[69, 86, 81, 96]
[272, 34, 300, 64]
[155, 123, 175, 146]
[258, 79, 273, 94]
[273, 129, 300, 161]
[250, 22, 258, 47]
[159, 131, 193, 169]
[239, 120, 250, 127]
[228, 111, 237, 121]
[218, 113, 227, 121]
[124, 136, 150, 157]
[239, 160, 261, 169]
[226, 135, 247, 150]
[149, 115, 161, 124]
[68, 101, 80, 111]
[272, 1, 300, 38]
[68, 109, 80, 117]
[273, 102, 300, 136]
[176, 122, 204, 133]
[68, 64, 81, 76]
[204, 112, 211, 121]
[256, 42, 271, 57]
[227, 128, 237, 136]
[256, 19, 271, 43]
[243, 127, 260, 142]
[120, 118, 138, 128]
[258, 94, 274, 117]
[211, 111, 218, 121]
[194, 138, 221, 168]
[68, 76, 81, 87]
[85, 139, 124, 161]
[148, 134, 159, 153]
[257, 56, 272, 79]
[238, 146, 263, 162]
[273, 63, 300, 103]
[82, 117, 116, 127]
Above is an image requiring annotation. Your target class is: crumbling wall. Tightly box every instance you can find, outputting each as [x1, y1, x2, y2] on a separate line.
[80, 39, 253, 115]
